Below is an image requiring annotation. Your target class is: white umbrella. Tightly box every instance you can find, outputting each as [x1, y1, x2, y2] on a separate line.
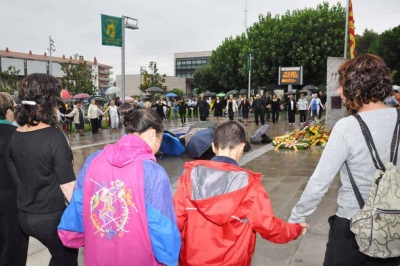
[105, 87, 121, 95]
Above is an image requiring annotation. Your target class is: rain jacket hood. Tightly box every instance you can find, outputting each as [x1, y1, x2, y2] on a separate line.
[187, 161, 253, 226]
[104, 134, 155, 167]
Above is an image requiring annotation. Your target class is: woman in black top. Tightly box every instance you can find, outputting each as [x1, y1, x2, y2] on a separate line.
[151, 99, 169, 121]
[286, 95, 297, 125]
[0, 92, 27, 266]
[178, 99, 188, 125]
[10, 74, 78, 266]
[270, 94, 281, 125]
[212, 96, 224, 123]
[238, 95, 250, 125]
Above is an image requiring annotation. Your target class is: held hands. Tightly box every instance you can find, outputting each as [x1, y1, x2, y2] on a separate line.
[299, 222, 309, 235]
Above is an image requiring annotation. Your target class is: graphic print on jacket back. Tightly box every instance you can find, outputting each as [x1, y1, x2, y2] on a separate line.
[90, 179, 138, 240]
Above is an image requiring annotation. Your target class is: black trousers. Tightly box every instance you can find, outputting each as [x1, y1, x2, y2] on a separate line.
[299, 110, 307, 123]
[288, 110, 296, 123]
[0, 212, 28, 266]
[180, 113, 186, 124]
[193, 107, 198, 118]
[254, 109, 265, 125]
[228, 110, 234, 121]
[271, 110, 279, 123]
[97, 115, 103, 130]
[324, 215, 400, 266]
[187, 108, 192, 118]
[90, 118, 98, 134]
[19, 210, 78, 266]
[265, 109, 270, 120]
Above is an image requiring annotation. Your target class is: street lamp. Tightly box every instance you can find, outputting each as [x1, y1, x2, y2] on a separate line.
[47, 36, 56, 75]
[247, 53, 253, 99]
[121, 16, 139, 103]
[140, 66, 146, 96]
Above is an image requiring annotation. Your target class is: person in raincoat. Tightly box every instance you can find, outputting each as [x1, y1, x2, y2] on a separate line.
[174, 121, 308, 266]
[58, 106, 181, 266]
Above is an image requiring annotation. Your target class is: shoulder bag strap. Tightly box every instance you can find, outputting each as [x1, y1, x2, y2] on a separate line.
[353, 114, 386, 171]
[345, 161, 365, 209]
[390, 108, 400, 165]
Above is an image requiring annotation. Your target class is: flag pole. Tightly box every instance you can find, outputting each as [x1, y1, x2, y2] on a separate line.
[344, 0, 350, 58]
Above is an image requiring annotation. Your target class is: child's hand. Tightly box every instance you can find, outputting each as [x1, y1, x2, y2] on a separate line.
[299, 222, 309, 235]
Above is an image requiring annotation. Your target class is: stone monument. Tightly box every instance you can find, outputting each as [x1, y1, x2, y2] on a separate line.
[325, 57, 347, 129]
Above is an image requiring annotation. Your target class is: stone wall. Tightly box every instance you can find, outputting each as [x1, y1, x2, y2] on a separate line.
[325, 57, 347, 129]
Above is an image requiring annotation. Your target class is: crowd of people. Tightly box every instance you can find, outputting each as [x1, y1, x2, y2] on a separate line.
[1, 54, 400, 266]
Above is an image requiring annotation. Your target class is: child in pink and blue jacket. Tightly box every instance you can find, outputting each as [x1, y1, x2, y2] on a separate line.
[57, 133, 181, 266]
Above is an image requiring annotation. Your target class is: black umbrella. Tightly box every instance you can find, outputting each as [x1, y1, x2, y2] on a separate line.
[186, 128, 214, 158]
[140, 96, 150, 101]
[145, 87, 164, 93]
[284, 91, 297, 95]
[239, 89, 248, 95]
[203, 91, 216, 97]
[226, 90, 239, 96]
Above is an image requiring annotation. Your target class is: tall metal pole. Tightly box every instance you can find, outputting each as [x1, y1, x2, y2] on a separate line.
[121, 17, 126, 103]
[344, 0, 349, 58]
[49, 36, 53, 75]
[248, 53, 251, 99]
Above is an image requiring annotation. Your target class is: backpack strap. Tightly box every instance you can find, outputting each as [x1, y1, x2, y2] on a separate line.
[345, 161, 365, 209]
[390, 108, 400, 165]
[353, 113, 386, 171]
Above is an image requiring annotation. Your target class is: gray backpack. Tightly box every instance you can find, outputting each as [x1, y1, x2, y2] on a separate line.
[345, 109, 400, 258]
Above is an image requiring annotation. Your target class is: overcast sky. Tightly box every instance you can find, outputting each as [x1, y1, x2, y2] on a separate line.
[1, 0, 398, 77]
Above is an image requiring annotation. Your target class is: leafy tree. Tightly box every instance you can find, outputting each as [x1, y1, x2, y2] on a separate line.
[61, 60, 95, 95]
[139, 61, 166, 92]
[0, 66, 21, 94]
[247, 2, 346, 87]
[208, 2, 346, 90]
[355, 29, 379, 56]
[209, 34, 248, 92]
[369, 25, 400, 84]
[192, 65, 222, 93]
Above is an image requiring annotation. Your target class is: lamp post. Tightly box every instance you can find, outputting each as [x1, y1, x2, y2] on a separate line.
[48, 36, 56, 75]
[247, 53, 253, 99]
[140, 66, 146, 96]
[121, 16, 139, 103]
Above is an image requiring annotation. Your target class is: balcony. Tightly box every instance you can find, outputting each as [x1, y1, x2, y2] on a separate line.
[99, 69, 113, 74]
[99, 77, 113, 81]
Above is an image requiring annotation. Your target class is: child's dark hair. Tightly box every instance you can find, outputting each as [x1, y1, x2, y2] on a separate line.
[120, 103, 163, 134]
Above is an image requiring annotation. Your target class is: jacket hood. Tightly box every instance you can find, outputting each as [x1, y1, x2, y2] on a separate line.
[183, 161, 259, 226]
[104, 134, 156, 168]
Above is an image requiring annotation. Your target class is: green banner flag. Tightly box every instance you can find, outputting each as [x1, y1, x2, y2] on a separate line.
[101, 14, 122, 47]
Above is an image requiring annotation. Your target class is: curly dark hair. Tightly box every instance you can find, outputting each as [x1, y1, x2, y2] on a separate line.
[0, 92, 13, 120]
[120, 103, 163, 135]
[338, 54, 393, 113]
[14, 73, 62, 126]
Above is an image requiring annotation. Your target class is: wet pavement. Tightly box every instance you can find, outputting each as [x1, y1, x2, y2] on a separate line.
[27, 113, 340, 266]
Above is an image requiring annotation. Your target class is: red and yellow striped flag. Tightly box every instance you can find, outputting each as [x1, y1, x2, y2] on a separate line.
[349, 0, 356, 58]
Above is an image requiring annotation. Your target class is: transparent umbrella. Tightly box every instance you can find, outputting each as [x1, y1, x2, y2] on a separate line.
[105, 87, 121, 95]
